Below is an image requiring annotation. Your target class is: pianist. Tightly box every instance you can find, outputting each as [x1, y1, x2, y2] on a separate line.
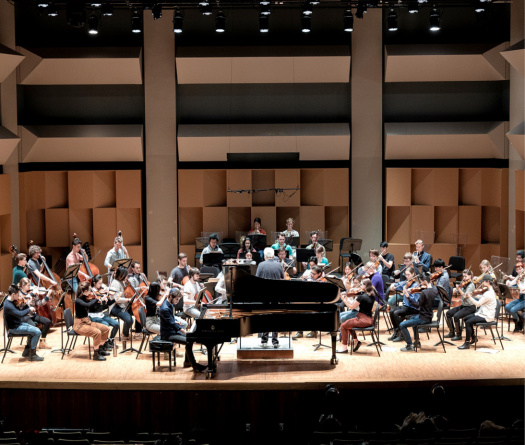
[256, 247, 284, 348]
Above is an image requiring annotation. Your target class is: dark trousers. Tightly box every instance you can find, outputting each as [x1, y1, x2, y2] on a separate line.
[261, 332, 278, 344]
[390, 305, 419, 330]
[167, 333, 198, 367]
[463, 314, 486, 341]
[111, 305, 133, 337]
[31, 314, 51, 339]
[446, 305, 476, 331]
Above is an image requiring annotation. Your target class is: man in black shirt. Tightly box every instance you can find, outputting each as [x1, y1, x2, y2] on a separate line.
[378, 241, 395, 277]
[399, 273, 437, 352]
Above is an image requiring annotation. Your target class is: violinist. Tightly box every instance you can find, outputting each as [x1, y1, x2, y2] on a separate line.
[66, 237, 88, 293]
[475, 260, 496, 283]
[296, 265, 326, 340]
[337, 278, 376, 354]
[104, 235, 129, 280]
[445, 269, 476, 341]
[248, 217, 266, 235]
[74, 281, 111, 361]
[412, 239, 432, 273]
[277, 247, 297, 276]
[399, 273, 437, 352]
[378, 242, 395, 277]
[361, 261, 385, 307]
[359, 249, 383, 276]
[458, 275, 499, 350]
[300, 257, 317, 282]
[388, 266, 420, 342]
[18, 277, 52, 349]
[4, 285, 43, 361]
[504, 262, 525, 332]
[340, 263, 365, 323]
[182, 268, 203, 321]
[27, 245, 57, 287]
[502, 250, 524, 280]
[237, 237, 257, 260]
[109, 266, 134, 340]
[12, 253, 28, 285]
[199, 233, 223, 265]
[144, 281, 168, 334]
[169, 253, 189, 288]
[87, 274, 120, 346]
[392, 253, 413, 281]
[315, 245, 329, 268]
[271, 233, 294, 258]
[430, 259, 452, 306]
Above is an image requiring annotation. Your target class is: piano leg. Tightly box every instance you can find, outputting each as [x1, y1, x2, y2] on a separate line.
[204, 342, 219, 379]
[330, 331, 338, 365]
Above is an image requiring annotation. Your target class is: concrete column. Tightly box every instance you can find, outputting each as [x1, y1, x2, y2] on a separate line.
[351, 10, 383, 254]
[143, 11, 178, 279]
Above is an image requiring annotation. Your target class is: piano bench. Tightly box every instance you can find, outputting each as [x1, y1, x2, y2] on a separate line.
[149, 339, 176, 372]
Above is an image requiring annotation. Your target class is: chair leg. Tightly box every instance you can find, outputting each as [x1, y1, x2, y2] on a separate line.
[414, 330, 419, 352]
[62, 337, 70, 360]
[136, 335, 146, 359]
[2, 337, 13, 363]
[88, 338, 91, 359]
[474, 326, 478, 350]
[436, 328, 446, 353]
[495, 326, 504, 350]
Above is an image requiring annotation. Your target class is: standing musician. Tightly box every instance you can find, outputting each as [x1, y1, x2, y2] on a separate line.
[182, 268, 203, 321]
[88, 274, 120, 347]
[271, 233, 294, 258]
[388, 266, 420, 342]
[248, 217, 266, 235]
[392, 253, 413, 282]
[104, 235, 129, 278]
[74, 281, 111, 361]
[237, 237, 257, 259]
[337, 278, 376, 354]
[12, 253, 28, 285]
[431, 259, 452, 306]
[199, 233, 223, 265]
[399, 272, 437, 352]
[17, 277, 52, 349]
[66, 236, 89, 293]
[277, 246, 297, 276]
[412, 239, 432, 273]
[256, 247, 285, 347]
[458, 275, 499, 350]
[109, 266, 134, 340]
[378, 242, 395, 277]
[504, 262, 525, 332]
[445, 269, 476, 341]
[282, 217, 299, 237]
[169, 253, 189, 288]
[4, 285, 44, 361]
[27, 245, 57, 287]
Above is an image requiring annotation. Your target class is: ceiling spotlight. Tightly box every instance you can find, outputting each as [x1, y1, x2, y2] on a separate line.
[260, 0, 270, 4]
[131, 10, 142, 33]
[343, 8, 353, 32]
[408, 1, 418, 13]
[302, 2, 313, 16]
[429, 7, 440, 31]
[88, 14, 99, 34]
[152, 3, 162, 20]
[216, 10, 225, 32]
[37, 1, 49, 7]
[387, 8, 397, 31]
[355, 1, 367, 19]
[310, 0, 319, 4]
[200, 3, 212, 15]
[418, 0, 427, 3]
[301, 14, 311, 32]
[199, 0, 209, 6]
[260, 4, 271, 15]
[47, 2, 58, 16]
[474, 0, 485, 12]
[90, 2, 102, 7]
[101, 2, 113, 16]
[173, 9, 183, 33]
[259, 14, 269, 32]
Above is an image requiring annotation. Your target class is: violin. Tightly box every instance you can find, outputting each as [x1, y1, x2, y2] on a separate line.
[430, 270, 443, 281]
[408, 285, 427, 294]
[469, 284, 489, 297]
[457, 278, 472, 289]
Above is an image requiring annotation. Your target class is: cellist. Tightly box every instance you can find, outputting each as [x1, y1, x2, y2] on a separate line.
[127, 261, 145, 333]
[27, 245, 57, 288]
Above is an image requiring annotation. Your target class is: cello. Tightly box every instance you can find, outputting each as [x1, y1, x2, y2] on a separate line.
[73, 233, 100, 282]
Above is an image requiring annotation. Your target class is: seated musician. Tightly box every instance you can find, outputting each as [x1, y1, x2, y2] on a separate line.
[237, 237, 257, 260]
[27, 245, 57, 287]
[431, 259, 452, 306]
[392, 252, 413, 281]
[412, 239, 432, 273]
[502, 250, 525, 280]
[271, 233, 294, 257]
[277, 246, 297, 276]
[399, 273, 437, 352]
[256, 247, 284, 347]
[75, 282, 111, 361]
[362, 261, 385, 307]
[445, 269, 476, 341]
[475, 260, 496, 283]
[18, 277, 52, 350]
[104, 235, 129, 278]
[88, 274, 120, 347]
[66, 236, 89, 293]
[282, 217, 299, 238]
[199, 233, 223, 265]
[169, 253, 189, 288]
[388, 266, 420, 342]
[159, 288, 207, 372]
[144, 281, 166, 334]
[295, 265, 326, 339]
[378, 242, 395, 277]
[387, 256, 414, 307]
[128, 261, 147, 294]
[244, 251, 256, 265]
[12, 253, 28, 285]
[300, 257, 318, 282]
[4, 285, 44, 361]
[337, 278, 376, 353]
[339, 264, 363, 323]
[458, 275, 499, 350]
[315, 245, 329, 269]
[109, 266, 134, 340]
[504, 262, 525, 332]
[182, 268, 203, 321]
[359, 249, 383, 276]
[248, 217, 266, 235]
[306, 231, 319, 250]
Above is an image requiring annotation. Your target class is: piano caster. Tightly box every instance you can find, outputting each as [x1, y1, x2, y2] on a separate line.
[330, 357, 338, 365]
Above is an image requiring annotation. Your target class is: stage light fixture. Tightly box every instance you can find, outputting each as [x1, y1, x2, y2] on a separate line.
[173, 9, 183, 33]
[310, 0, 319, 5]
[474, 0, 485, 12]
[418, 0, 427, 3]
[216, 10, 225, 32]
[259, 14, 269, 32]
[152, 3, 162, 20]
[429, 7, 440, 31]
[355, 1, 367, 19]
[88, 14, 99, 34]
[408, 1, 418, 13]
[90, 2, 102, 7]
[343, 8, 353, 32]
[47, 2, 58, 16]
[37, 1, 49, 7]
[131, 10, 142, 33]
[387, 8, 397, 31]
[261, 4, 271, 15]
[101, 2, 113, 16]
[301, 14, 311, 32]
[200, 4, 212, 15]
[302, 2, 313, 16]
[260, 0, 270, 4]
[199, 0, 209, 6]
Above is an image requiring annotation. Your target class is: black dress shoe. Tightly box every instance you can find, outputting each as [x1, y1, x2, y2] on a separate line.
[392, 336, 404, 342]
[458, 342, 470, 350]
[470, 336, 478, 344]
[353, 341, 362, 352]
[444, 332, 455, 338]
[193, 363, 207, 372]
[98, 349, 110, 356]
[451, 335, 462, 341]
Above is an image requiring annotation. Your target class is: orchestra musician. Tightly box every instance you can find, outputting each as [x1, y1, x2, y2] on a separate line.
[74, 281, 111, 361]
[378, 242, 395, 277]
[144, 281, 168, 335]
[362, 261, 385, 307]
[399, 272, 437, 352]
[169, 253, 189, 288]
[277, 246, 297, 276]
[412, 239, 432, 273]
[244, 251, 256, 265]
[104, 235, 129, 278]
[445, 269, 476, 341]
[256, 247, 284, 347]
[283, 217, 299, 238]
[27, 245, 57, 287]
[4, 285, 44, 361]
[295, 265, 327, 339]
[237, 237, 257, 259]
[159, 288, 207, 372]
[87, 274, 120, 347]
[339, 264, 364, 323]
[337, 278, 376, 354]
[248, 217, 266, 235]
[271, 233, 294, 258]
[306, 231, 319, 250]
[392, 252, 413, 282]
[504, 262, 525, 332]
[214, 272, 227, 304]
[109, 266, 134, 340]
[431, 259, 452, 306]
[199, 233, 223, 265]
[315, 245, 329, 268]
[388, 266, 420, 342]
[360, 250, 383, 276]
[18, 277, 52, 350]
[66, 236, 89, 293]
[12, 253, 28, 286]
[458, 275, 499, 350]
[501, 250, 524, 281]
[476, 260, 496, 282]
[387, 256, 413, 307]
[182, 268, 203, 322]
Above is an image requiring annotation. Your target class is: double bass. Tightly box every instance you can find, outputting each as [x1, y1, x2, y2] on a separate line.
[73, 233, 100, 283]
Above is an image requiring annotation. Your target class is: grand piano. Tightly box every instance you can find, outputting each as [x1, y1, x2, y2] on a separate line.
[187, 265, 340, 378]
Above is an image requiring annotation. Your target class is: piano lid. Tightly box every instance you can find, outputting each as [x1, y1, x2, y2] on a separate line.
[230, 267, 339, 304]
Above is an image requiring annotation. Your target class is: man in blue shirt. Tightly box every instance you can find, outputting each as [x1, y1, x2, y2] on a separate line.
[413, 239, 432, 273]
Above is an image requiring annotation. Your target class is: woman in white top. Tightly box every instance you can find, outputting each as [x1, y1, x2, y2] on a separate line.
[458, 275, 499, 350]
[182, 267, 202, 320]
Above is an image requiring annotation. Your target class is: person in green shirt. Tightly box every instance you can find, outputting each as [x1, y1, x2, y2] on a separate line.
[271, 233, 293, 258]
[12, 253, 28, 286]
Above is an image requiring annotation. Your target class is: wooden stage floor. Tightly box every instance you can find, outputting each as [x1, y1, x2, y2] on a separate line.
[1, 316, 524, 391]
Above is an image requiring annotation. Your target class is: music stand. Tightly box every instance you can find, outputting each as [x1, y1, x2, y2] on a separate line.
[195, 237, 208, 252]
[220, 243, 240, 259]
[341, 238, 362, 254]
[319, 239, 333, 252]
[434, 286, 454, 348]
[112, 258, 132, 271]
[202, 252, 224, 267]
[199, 273, 215, 282]
[497, 284, 513, 342]
[51, 290, 71, 354]
[250, 234, 267, 251]
[324, 276, 346, 292]
[0, 295, 15, 356]
[296, 248, 315, 264]
[286, 236, 300, 248]
[120, 290, 141, 355]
